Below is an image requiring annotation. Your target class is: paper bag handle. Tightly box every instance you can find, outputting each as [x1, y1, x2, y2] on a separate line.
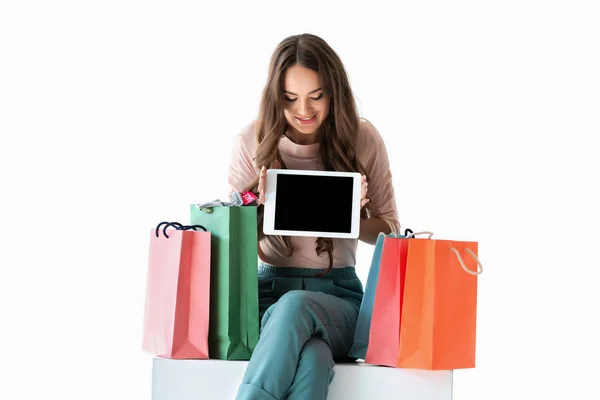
[450, 248, 483, 275]
[405, 231, 434, 239]
[378, 228, 413, 239]
[155, 221, 208, 238]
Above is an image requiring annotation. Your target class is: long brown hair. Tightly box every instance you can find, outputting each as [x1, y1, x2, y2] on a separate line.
[246, 33, 374, 273]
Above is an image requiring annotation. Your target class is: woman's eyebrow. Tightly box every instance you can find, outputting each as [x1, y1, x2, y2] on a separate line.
[283, 88, 323, 96]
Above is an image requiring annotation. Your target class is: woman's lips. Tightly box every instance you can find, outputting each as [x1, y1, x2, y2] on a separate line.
[295, 114, 316, 124]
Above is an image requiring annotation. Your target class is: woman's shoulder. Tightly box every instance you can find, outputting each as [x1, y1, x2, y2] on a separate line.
[357, 118, 387, 154]
[238, 119, 257, 140]
[233, 119, 258, 153]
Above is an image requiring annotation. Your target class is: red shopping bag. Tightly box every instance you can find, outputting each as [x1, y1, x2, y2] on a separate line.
[364, 236, 410, 367]
[142, 222, 211, 359]
[398, 232, 482, 370]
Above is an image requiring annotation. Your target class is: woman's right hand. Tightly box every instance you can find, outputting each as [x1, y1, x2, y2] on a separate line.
[257, 160, 281, 205]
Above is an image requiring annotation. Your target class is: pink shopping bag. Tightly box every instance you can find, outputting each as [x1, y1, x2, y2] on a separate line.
[142, 222, 211, 359]
[364, 236, 410, 366]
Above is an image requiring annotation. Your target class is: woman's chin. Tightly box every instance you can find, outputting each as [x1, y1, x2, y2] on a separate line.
[295, 123, 321, 135]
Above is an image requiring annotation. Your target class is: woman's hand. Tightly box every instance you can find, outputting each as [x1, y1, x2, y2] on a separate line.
[361, 174, 369, 208]
[257, 160, 281, 205]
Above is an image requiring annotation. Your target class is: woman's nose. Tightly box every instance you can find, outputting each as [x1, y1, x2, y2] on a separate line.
[298, 98, 312, 116]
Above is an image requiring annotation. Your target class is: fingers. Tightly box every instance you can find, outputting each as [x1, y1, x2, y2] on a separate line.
[361, 174, 369, 208]
[258, 161, 281, 205]
[361, 174, 368, 196]
[258, 166, 266, 205]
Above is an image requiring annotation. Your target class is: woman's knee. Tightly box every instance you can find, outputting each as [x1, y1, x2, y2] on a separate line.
[275, 290, 321, 313]
[262, 290, 322, 326]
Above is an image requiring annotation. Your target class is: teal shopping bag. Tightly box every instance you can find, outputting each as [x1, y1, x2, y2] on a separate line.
[349, 229, 412, 360]
[190, 205, 259, 360]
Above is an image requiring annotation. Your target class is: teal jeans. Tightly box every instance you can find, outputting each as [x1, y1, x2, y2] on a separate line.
[236, 262, 364, 400]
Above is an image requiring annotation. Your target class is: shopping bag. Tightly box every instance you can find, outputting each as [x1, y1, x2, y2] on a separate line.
[190, 205, 259, 360]
[398, 232, 483, 370]
[142, 222, 211, 359]
[363, 235, 410, 366]
[349, 229, 412, 360]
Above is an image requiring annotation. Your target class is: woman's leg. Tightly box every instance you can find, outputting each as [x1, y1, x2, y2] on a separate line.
[283, 338, 335, 400]
[236, 290, 360, 400]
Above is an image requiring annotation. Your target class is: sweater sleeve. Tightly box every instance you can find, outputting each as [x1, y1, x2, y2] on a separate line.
[357, 120, 401, 234]
[228, 121, 259, 195]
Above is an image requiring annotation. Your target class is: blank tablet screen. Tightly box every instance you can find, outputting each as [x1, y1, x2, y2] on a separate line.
[274, 173, 354, 234]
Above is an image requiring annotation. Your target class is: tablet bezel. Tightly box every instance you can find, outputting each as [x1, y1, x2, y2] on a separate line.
[263, 169, 362, 239]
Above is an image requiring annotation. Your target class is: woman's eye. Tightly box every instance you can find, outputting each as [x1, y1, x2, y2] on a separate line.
[284, 93, 323, 102]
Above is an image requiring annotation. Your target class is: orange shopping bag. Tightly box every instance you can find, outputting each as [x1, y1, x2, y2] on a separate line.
[364, 236, 410, 367]
[398, 231, 483, 370]
[142, 222, 211, 359]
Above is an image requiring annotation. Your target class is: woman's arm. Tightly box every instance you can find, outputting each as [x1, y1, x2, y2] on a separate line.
[357, 120, 401, 245]
[359, 217, 392, 245]
[228, 121, 259, 195]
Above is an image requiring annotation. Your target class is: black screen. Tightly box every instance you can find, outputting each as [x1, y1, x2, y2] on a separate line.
[274, 174, 354, 233]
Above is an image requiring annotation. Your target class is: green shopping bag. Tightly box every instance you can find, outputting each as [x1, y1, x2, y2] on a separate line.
[190, 205, 259, 360]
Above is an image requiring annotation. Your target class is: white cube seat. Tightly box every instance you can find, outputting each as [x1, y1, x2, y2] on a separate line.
[152, 358, 453, 399]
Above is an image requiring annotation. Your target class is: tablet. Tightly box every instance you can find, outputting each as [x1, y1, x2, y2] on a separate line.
[263, 169, 362, 239]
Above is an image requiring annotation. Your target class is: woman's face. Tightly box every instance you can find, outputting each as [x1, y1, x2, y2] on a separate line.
[282, 64, 330, 143]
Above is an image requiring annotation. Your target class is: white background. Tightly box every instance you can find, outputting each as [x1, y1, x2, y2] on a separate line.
[1, 1, 599, 399]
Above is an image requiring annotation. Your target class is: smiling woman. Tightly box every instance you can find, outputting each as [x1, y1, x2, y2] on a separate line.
[227, 33, 400, 400]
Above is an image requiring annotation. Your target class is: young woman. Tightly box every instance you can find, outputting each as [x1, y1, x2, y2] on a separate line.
[228, 33, 400, 400]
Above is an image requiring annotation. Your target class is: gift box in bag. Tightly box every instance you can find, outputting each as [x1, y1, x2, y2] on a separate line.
[190, 205, 259, 360]
[142, 222, 211, 359]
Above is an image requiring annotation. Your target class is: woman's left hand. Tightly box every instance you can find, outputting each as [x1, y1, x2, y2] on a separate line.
[361, 174, 369, 208]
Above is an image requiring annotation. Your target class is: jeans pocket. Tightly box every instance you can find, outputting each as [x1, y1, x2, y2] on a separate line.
[258, 276, 276, 297]
[331, 278, 365, 299]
